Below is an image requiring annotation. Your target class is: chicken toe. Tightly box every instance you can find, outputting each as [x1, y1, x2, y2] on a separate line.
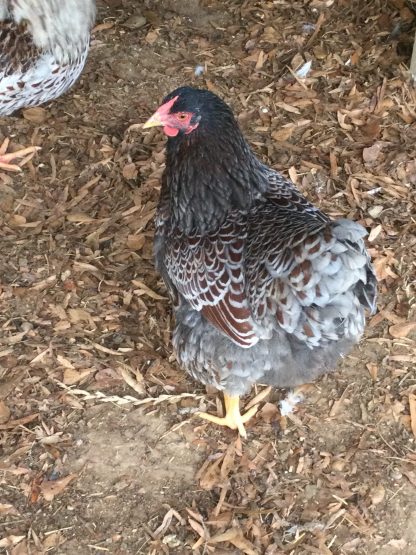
[197, 394, 258, 438]
[0, 138, 40, 172]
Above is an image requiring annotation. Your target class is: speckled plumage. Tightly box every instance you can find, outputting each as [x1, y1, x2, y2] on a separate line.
[154, 87, 377, 397]
[0, 0, 95, 115]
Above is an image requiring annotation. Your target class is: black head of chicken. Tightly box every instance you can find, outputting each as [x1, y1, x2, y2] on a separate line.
[143, 86, 239, 138]
[143, 87, 269, 233]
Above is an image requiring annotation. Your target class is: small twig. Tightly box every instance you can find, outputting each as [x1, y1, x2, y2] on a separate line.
[304, 13, 325, 50]
[118, 363, 146, 396]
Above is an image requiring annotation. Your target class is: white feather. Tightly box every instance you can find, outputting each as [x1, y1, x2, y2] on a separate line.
[5, 0, 95, 63]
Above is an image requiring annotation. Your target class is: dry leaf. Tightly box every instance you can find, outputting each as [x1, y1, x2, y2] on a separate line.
[40, 474, 77, 501]
[369, 484, 385, 505]
[188, 517, 207, 539]
[277, 101, 300, 114]
[0, 400, 10, 424]
[368, 224, 382, 242]
[10, 214, 26, 226]
[403, 470, 416, 487]
[288, 166, 298, 184]
[386, 538, 407, 550]
[0, 503, 18, 515]
[122, 163, 138, 180]
[145, 30, 158, 44]
[209, 528, 258, 555]
[362, 119, 380, 139]
[0, 536, 25, 548]
[0, 413, 38, 430]
[10, 540, 28, 555]
[22, 106, 47, 123]
[56, 354, 75, 369]
[63, 368, 92, 385]
[132, 279, 166, 300]
[42, 532, 65, 550]
[262, 26, 279, 43]
[66, 212, 95, 223]
[409, 394, 416, 439]
[366, 363, 378, 381]
[126, 234, 145, 250]
[259, 402, 280, 423]
[67, 308, 89, 323]
[271, 127, 293, 141]
[389, 322, 416, 338]
[363, 143, 383, 163]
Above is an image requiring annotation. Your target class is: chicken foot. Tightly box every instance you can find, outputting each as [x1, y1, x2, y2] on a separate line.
[197, 393, 258, 438]
[0, 138, 40, 172]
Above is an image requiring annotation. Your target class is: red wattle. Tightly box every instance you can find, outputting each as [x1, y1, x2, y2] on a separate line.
[164, 126, 179, 137]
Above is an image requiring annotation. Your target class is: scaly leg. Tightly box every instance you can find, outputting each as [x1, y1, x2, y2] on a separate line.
[197, 393, 259, 438]
[0, 138, 40, 172]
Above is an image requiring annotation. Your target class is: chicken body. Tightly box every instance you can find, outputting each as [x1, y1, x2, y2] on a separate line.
[0, 0, 95, 170]
[0, 0, 95, 115]
[145, 87, 377, 434]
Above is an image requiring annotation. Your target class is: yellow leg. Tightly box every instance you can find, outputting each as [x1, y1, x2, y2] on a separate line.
[0, 138, 40, 172]
[196, 393, 258, 438]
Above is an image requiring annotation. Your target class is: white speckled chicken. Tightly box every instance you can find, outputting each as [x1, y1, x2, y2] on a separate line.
[144, 87, 377, 437]
[0, 0, 95, 171]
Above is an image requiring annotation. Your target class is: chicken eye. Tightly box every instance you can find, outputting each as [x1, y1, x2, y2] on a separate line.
[176, 113, 188, 121]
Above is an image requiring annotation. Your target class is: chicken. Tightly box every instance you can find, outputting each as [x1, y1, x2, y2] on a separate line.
[0, 0, 95, 171]
[144, 87, 377, 437]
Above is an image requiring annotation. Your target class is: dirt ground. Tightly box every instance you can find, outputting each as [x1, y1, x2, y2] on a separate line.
[1, 0, 416, 553]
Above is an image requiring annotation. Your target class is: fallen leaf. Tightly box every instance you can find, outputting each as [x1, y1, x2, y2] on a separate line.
[259, 402, 280, 424]
[132, 279, 167, 300]
[0, 400, 11, 424]
[363, 143, 382, 163]
[126, 234, 145, 250]
[403, 470, 416, 487]
[145, 30, 158, 45]
[67, 308, 93, 325]
[389, 322, 416, 338]
[277, 101, 300, 114]
[56, 354, 75, 369]
[42, 532, 65, 550]
[0, 413, 38, 430]
[122, 163, 138, 180]
[22, 106, 47, 123]
[369, 484, 385, 505]
[409, 394, 416, 439]
[209, 528, 257, 555]
[271, 127, 293, 141]
[188, 517, 207, 539]
[0, 503, 18, 515]
[0, 536, 25, 548]
[366, 363, 378, 381]
[385, 538, 407, 550]
[66, 212, 95, 223]
[10, 540, 28, 555]
[362, 119, 381, 140]
[40, 474, 77, 501]
[368, 224, 383, 242]
[63, 368, 92, 385]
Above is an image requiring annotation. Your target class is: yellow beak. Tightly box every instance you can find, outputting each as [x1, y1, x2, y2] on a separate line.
[143, 112, 163, 129]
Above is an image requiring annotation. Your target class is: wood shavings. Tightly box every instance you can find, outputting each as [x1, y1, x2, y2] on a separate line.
[1, 0, 416, 553]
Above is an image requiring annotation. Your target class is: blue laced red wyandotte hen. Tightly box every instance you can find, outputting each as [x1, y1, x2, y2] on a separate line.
[0, 0, 95, 172]
[144, 87, 377, 438]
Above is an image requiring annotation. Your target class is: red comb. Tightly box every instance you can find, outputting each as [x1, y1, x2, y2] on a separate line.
[156, 95, 179, 116]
